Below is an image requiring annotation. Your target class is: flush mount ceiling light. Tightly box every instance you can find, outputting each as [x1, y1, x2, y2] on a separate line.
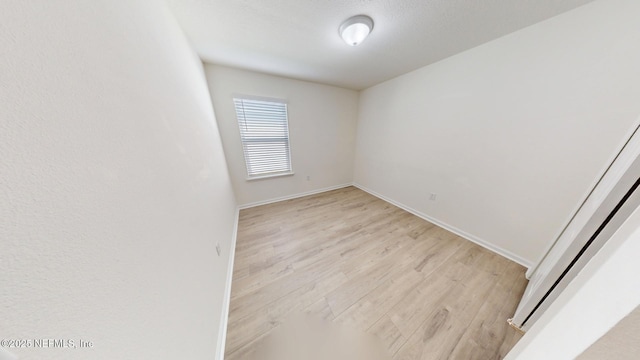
[339, 15, 374, 46]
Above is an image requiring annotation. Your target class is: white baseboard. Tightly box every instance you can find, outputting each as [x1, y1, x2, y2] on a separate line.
[352, 182, 533, 271]
[238, 183, 353, 209]
[216, 208, 239, 360]
[525, 267, 535, 280]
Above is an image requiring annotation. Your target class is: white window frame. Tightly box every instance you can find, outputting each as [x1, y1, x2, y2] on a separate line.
[233, 95, 294, 180]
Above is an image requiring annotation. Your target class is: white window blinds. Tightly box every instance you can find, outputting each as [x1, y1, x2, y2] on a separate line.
[233, 97, 293, 178]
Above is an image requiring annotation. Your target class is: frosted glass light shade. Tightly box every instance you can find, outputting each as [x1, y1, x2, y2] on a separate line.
[339, 15, 374, 46]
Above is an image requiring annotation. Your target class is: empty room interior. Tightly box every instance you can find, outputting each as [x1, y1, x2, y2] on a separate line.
[2, 0, 640, 359]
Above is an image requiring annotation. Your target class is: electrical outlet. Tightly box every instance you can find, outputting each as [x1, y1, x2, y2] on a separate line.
[216, 243, 221, 256]
[306, 175, 311, 181]
[429, 193, 437, 201]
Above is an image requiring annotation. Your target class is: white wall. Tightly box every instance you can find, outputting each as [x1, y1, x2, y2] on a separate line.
[205, 65, 359, 207]
[506, 203, 640, 359]
[0, 1, 237, 359]
[353, 0, 640, 267]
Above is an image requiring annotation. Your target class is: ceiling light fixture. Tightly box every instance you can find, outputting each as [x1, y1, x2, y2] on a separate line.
[339, 15, 374, 46]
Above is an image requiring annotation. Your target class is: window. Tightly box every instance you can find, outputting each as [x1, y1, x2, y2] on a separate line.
[233, 97, 293, 179]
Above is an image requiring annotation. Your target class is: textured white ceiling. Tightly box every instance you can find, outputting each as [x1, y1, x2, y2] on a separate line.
[167, 0, 596, 90]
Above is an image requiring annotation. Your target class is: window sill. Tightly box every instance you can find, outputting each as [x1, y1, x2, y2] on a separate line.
[246, 172, 295, 181]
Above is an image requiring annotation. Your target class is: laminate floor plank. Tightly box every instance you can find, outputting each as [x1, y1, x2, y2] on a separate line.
[224, 186, 528, 359]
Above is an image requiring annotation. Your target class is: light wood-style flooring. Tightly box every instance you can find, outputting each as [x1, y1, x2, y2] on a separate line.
[225, 186, 527, 359]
